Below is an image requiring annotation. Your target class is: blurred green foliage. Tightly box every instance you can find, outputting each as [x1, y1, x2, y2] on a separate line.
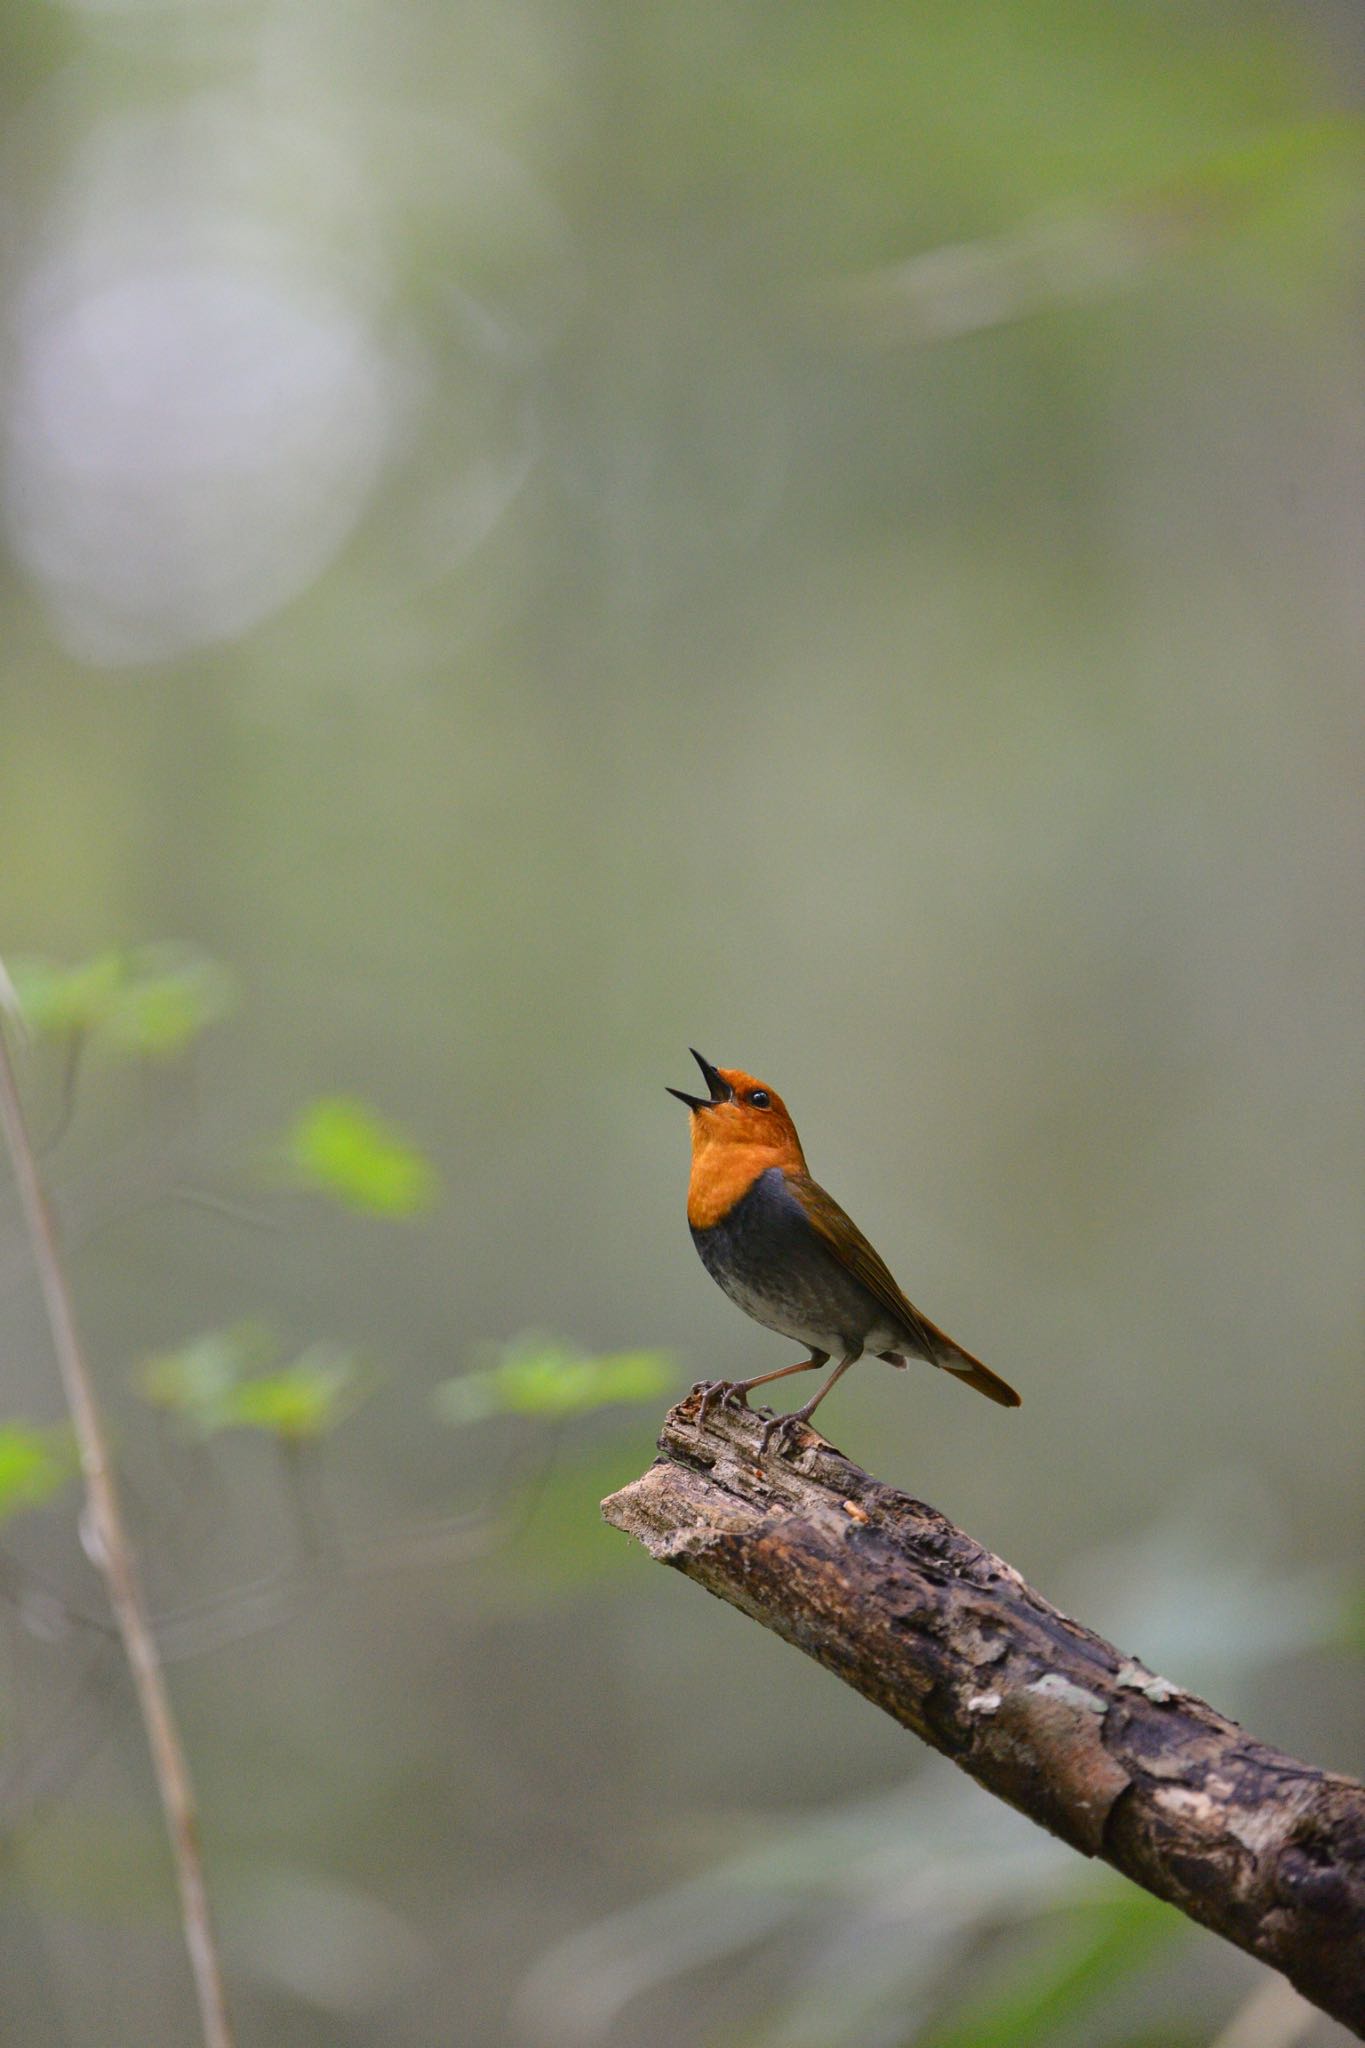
[278, 1096, 442, 1217]
[434, 1332, 673, 1425]
[8, 944, 235, 1057]
[516, 1788, 1196, 2048]
[917, 1891, 1178, 2048]
[0, 1421, 76, 1523]
[137, 1324, 370, 1442]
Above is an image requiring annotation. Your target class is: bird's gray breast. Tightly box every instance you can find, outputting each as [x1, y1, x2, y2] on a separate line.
[690, 1167, 875, 1351]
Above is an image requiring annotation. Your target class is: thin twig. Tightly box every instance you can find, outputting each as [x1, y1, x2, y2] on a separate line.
[0, 1015, 235, 2048]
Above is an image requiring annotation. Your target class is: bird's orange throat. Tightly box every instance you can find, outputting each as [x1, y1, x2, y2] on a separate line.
[685, 1120, 806, 1230]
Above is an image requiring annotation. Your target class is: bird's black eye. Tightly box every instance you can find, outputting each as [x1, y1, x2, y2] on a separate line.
[749, 1090, 770, 1108]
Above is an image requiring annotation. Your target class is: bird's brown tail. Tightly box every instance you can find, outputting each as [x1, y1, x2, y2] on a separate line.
[935, 1338, 1022, 1408]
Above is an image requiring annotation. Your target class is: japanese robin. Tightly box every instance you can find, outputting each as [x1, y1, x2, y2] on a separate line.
[668, 1050, 1020, 1455]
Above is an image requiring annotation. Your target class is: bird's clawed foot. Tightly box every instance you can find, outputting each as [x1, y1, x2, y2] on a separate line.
[758, 1409, 815, 1459]
[689, 1379, 751, 1429]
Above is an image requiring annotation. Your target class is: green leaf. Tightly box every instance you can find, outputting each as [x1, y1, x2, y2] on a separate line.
[278, 1097, 441, 1216]
[0, 1423, 77, 1524]
[217, 1347, 370, 1440]
[103, 945, 236, 1056]
[7, 945, 235, 1057]
[8, 952, 126, 1038]
[918, 1889, 1181, 2048]
[138, 1323, 275, 1432]
[137, 1326, 371, 1440]
[433, 1333, 673, 1426]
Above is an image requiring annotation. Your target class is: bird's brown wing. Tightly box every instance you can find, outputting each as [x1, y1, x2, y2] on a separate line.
[790, 1173, 1021, 1408]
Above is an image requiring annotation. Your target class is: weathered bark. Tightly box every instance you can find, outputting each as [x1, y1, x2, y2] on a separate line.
[602, 1396, 1365, 2036]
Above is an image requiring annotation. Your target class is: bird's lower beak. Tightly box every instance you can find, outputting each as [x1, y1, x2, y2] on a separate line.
[667, 1048, 732, 1111]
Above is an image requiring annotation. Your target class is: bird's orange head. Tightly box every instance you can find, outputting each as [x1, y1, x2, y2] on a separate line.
[668, 1050, 807, 1228]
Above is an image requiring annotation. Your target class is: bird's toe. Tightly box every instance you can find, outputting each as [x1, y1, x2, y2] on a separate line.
[691, 1378, 750, 1428]
[758, 1410, 810, 1458]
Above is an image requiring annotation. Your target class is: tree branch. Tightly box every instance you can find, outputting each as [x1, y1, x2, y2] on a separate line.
[602, 1396, 1365, 2037]
[0, 1021, 235, 2048]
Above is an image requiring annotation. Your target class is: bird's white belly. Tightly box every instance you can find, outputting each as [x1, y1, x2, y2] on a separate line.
[717, 1267, 829, 1345]
[716, 1267, 912, 1360]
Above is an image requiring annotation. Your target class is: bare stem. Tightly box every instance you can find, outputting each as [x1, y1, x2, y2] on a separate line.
[0, 1021, 235, 2048]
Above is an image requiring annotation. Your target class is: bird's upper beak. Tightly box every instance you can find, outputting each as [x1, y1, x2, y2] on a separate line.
[667, 1048, 733, 1112]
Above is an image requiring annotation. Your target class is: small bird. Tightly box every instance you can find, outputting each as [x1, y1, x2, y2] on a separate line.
[668, 1050, 1020, 1454]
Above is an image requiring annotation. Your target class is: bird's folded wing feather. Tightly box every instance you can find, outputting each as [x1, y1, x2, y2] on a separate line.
[787, 1172, 949, 1360]
[787, 1172, 1022, 1406]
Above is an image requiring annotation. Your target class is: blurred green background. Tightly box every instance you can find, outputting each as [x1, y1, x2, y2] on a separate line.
[0, 0, 1361, 2042]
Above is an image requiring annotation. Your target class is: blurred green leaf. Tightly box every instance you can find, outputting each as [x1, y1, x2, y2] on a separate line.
[8, 944, 235, 1056]
[104, 946, 237, 1056]
[217, 1348, 370, 1440]
[829, 115, 1365, 351]
[434, 1333, 672, 1426]
[137, 1325, 371, 1441]
[278, 1096, 441, 1216]
[0, 1422, 77, 1523]
[918, 1890, 1181, 2048]
[138, 1322, 274, 1430]
[9, 952, 125, 1038]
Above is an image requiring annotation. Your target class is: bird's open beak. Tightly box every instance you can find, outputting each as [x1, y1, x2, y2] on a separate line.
[667, 1048, 733, 1111]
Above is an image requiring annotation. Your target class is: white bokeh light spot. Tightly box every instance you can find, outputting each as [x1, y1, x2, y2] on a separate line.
[5, 250, 395, 665]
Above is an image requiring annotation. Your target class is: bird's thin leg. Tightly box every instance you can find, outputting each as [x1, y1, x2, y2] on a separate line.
[692, 1353, 828, 1429]
[760, 1354, 857, 1456]
[733, 1356, 828, 1398]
